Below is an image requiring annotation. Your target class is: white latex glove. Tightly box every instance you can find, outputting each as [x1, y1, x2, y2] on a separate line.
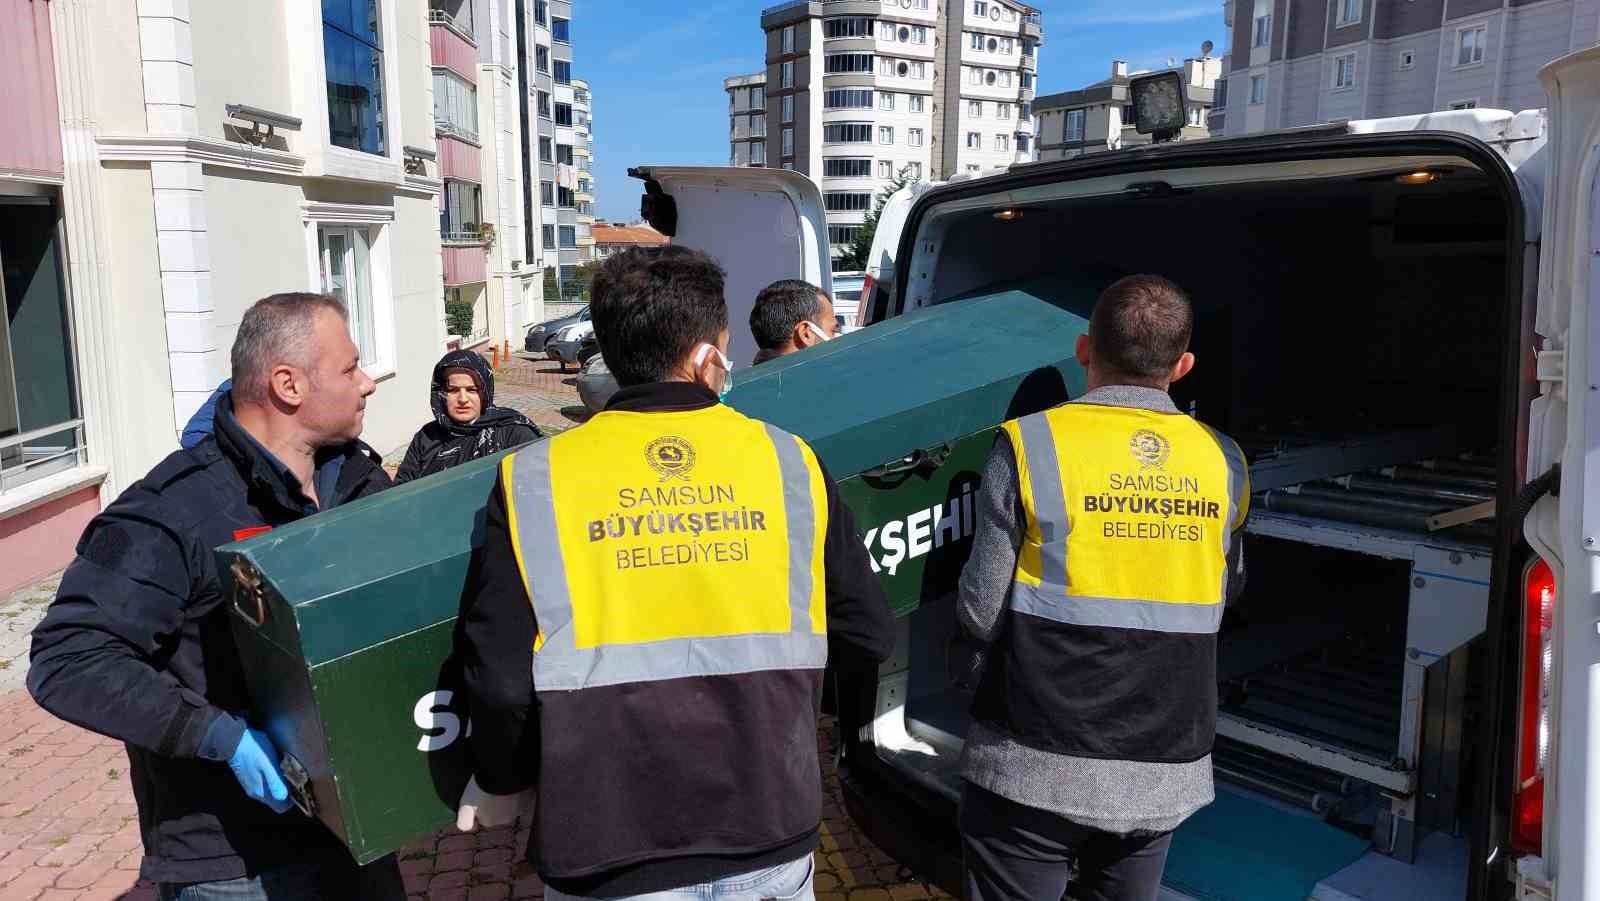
[456, 775, 533, 831]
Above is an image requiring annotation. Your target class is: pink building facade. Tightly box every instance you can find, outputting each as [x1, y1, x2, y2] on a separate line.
[0, 0, 98, 595]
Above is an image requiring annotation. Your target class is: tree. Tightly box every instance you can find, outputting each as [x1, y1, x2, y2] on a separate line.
[837, 165, 920, 271]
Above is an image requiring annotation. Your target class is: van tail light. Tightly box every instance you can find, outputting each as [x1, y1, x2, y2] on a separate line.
[1512, 558, 1556, 854]
[856, 275, 876, 327]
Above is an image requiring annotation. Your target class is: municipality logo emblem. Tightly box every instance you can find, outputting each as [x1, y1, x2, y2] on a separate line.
[645, 436, 697, 481]
[1130, 429, 1170, 470]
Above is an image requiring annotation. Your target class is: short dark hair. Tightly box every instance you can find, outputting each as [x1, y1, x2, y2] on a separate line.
[232, 292, 348, 403]
[750, 280, 825, 351]
[1088, 275, 1194, 383]
[590, 247, 728, 386]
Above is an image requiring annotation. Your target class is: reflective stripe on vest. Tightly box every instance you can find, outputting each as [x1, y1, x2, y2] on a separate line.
[1003, 402, 1250, 635]
[502, 406, 828, 691]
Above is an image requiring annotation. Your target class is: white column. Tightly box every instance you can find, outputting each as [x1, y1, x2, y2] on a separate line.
[136, 0, 220, 433]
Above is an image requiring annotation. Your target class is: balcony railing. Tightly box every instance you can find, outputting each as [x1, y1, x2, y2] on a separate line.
[428, 9, 475, 42]
[441, 230, 485, 243]
[436, 120, 480, 144]
[0, 419, 86, 493]
[1022, 12, 1042, 26]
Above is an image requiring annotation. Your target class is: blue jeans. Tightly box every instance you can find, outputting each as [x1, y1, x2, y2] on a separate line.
[158, 853, 404, 901]
[545, 854, 815, 901]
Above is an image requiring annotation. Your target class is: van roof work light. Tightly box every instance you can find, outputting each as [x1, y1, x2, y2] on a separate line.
[1128, 71, 1188, 144]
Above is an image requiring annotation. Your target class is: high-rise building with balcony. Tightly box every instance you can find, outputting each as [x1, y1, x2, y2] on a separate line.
[430, 0, 548, 348]
[726, 72, 768, 166]
[757, 0, 1042, 262]
[572, 78, 597, 267]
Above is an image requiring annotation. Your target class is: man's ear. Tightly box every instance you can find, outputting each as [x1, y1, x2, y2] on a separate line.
[1169, 351, 1196, 384]
[792, 320, 813, 350]
[267, 363, 305, 410]
[1075, 333, 1093, 369]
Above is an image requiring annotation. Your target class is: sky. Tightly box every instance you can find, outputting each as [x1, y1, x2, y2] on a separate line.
[577, 0, 1228, 224]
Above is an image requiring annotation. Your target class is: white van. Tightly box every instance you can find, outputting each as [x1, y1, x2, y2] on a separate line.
[627, 46, 1600, 901]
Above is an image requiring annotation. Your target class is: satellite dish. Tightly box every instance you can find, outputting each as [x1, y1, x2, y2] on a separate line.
[1202, 40, 1214, 56]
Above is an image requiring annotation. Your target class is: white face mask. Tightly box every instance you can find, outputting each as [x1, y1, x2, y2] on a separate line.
[693, 343, 734, 399]
[803, 320, 835, 343]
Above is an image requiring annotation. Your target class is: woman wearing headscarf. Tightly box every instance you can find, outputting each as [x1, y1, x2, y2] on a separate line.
[395, 350, 541, 483]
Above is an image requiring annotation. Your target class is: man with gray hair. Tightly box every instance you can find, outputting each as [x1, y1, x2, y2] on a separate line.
[28, 292, 403, 899]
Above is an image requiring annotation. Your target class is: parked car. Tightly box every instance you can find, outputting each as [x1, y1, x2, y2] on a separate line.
[628, 46, 1598, 901]
[544, 319, 594, 371]
[524, 305, 588, 353]
[576, 354, 618, 412]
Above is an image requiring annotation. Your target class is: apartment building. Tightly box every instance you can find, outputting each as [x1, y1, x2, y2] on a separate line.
[758, 0, 1042, 262]
[430, 0, 553, 350]
[1213, 0, 1600, 137]
[1036, 57, 1222, 161]
[726, 72, 769, 166]
[3, 0, 448, 592]
[572, 78, 597, 273]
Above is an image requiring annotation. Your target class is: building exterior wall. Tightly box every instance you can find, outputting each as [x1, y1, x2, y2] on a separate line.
[1214, 0, 1599, 136]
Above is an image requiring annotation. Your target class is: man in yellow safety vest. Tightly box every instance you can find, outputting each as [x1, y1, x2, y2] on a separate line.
[453, 246, 895, 901]
[953, 274, 1250, 901]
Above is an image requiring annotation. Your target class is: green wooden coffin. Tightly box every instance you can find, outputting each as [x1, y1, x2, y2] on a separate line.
[217, 284, 1094, 863]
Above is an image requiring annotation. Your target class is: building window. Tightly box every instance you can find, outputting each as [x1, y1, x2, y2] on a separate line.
[551, 15, 570, 43]
[1333, 52, 1357, 89]
[554, 60, 571, 84]
[783, 162, 795, 170]
[433, 69, 478, 142]
[911, 61, 927, 78]
[824, 192, 872, 211]
[1021, 71, 1033, 89]
[539, 136, 552, 161]
[752, 114, 766, 136]
[1000, 37, 1013, 54]
[973, 1, 987, 17]
[825, 158, 873, 177]
[533, 0, 546, 26]
[783, 127, 794, 156]
[969, 100, 983, 117]
[536, 45, 549, 72]
[1064, 109, 1084, 141]
[782, 24, 795, 53]
[555, 102, 572, 126]
[879, 20, 896, 41]
[825, 16, 871, 39]
[825, 122, 874, 142]
[825, 89, 874, 109]
[1013, 136, 1026, 154]
[537, 90, 552, 118]
[879, 125, 894, 144]
[1249, 74, 1267, 104]
[967, 66, 982, 85]
[317, 225, 379, 367]
[877, 56, 896, 76]
[781, 60, 794, 88]
[1213, 78, 1228, 109]
[751, 142, 766, 164]
[909, 94, 925, 113]
[1456, 24, 1486, 67]
[877, 159, 892, 178]
[994, 133, 1009, 152]
[828, 225, 862, 246]
[997, 102, 1012, 119]
[558, 186, 575, 207]
[1335, 0, 1361, 27]
[0, 202, 82, 492]
[1449, 99, 1478, 110]
[752, 85, 764, 107]
[912, 26, 927, 44]
[559, 226, 576, 247]
[556, 143, 573, 165]
[540, 180, 554, 206]
[908, 127, 923, 146]
[966, 164, 979, 173]
[907, 161, 922, 178]
[542, 224, 555, 247]
[781, 94, 794, 123]
[1253, 14, 1271, 48]
[1399, 49, 1415, 70]
[323, 0, 386, 156]
[969, 32, 983, 50]
[966, 131, 980, 148]
[880, 92, 896, 110]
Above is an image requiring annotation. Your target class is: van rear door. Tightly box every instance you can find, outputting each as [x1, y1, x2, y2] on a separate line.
[1523, 45, 1600, 900]
[628, 166, 831, 366]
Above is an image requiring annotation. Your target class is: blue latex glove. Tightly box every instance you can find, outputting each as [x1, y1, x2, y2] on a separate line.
[229, 728, 294, 814]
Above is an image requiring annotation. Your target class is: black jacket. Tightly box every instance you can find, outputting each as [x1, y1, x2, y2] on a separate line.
[395, 350, 540, 483]
[458, 381, 895, 897]
[27, 395, 392, 884]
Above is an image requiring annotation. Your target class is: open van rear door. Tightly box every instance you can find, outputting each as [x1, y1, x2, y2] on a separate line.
[1523, 45, 1600, 900]
[628, 166, 831, 366]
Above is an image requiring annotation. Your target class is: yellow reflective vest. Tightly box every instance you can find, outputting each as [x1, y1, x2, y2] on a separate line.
[973, 398, 1249, 763]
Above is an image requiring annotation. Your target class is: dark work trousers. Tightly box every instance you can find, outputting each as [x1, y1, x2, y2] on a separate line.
[959, 782, 1173, 901]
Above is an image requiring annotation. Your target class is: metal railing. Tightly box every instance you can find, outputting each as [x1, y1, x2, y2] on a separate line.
[1022, 12, 1042, 26]
[427, 9, 476, 41]
[441, 230, 485, 243]
[435, 120, 480, 144]
[0, 420, 86, 493]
